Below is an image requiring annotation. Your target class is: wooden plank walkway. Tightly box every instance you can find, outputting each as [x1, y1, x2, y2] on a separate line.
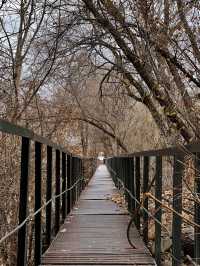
[41, 165, 156, 265]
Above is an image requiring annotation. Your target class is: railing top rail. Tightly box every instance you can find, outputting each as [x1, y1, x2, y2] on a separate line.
[0, 119, 74, 156]
[107, 142, 200, 158]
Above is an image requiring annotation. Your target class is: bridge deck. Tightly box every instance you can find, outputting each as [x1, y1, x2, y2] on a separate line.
[41, 165, 155, 265]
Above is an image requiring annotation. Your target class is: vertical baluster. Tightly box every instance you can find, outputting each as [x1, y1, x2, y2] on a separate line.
[74, 157, 77, 205]
[80, 159, 83, 194]
[35, 142, 42, 266]
[112, 157, 116, 182]
[75, 157, 78, 202]
[77, 158, 79, 198]
[76, 158, 79, 200]
[135, 156, 141, 231]
[172, 153, 183, 266]
[81, 159, 84, 191]
[129, 157, 135, 214]
[55, 150, 60, 234]
[17, 137, 30, 266]
[77, 158, 79, 199]
[115, 157, 118, 183]
[78, 158, 81, 197]
[121, 158, 125, 198]
[119, 158, 122, 185]
[82, 158, 85, 190]
[126, 158, 131, 212]
[119, 158, 123, 189]
[112, 158, 115, 183]
[124, 158, 128, 203]
[194, 152, 200, 264]
[46, 146, 52, 249]
[67, 154, 71, 214]
[116, 158, 119, 189]
[110, 158, 113, 179]
[80, 159, 84, 191]
[155, 156, 162, 266]
[62, 152, 66, 222]
[77, 158, 79, 201]
[112, 158, 114, 179]
[71, 156, 75, 207]
[126, 158, 130, 211]
[143, 156, 149, 245]
[115, 157, 118, 187]
[117, 157, 121, 186]
[113, 157, 116, 183]
[76, 158, 80, 200]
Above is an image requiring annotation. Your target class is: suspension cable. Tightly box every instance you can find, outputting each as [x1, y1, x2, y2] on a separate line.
[0, 177, 84, 245]
[116, 176, 199, 265]
[107, 164, 200, 228]
[106, 163, 200, 254]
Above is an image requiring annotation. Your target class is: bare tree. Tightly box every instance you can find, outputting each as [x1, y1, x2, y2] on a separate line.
[62, 0, 200, 145]
[0, 0, 78, 122]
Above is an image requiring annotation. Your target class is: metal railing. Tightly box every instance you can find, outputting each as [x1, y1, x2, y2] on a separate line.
[106, 145, 200, 266]
[0, 119, 90, 266]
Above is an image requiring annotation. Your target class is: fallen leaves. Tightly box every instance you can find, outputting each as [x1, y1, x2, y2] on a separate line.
[111, 193, 126, 207]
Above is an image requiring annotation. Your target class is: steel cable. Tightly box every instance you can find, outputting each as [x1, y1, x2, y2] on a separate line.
[106, 164, 200, 248]
[0, 177, 84, 245]
[106, 162, 200, 265]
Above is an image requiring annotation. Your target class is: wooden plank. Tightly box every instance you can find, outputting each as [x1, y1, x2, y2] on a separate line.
[72, 200, 127, 215]
[41, 165, 155, 266]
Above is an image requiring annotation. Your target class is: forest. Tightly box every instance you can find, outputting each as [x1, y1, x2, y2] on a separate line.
[0, 0, 200, 265]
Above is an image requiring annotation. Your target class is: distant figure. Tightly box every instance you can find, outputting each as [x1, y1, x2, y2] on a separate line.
[97, 152, 105, 165]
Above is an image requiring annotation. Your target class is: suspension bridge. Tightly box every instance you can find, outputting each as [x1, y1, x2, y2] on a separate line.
[0, 119, 200, 266]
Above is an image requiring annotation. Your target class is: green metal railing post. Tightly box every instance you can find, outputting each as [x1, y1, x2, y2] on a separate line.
[172, 153, 183, 266]
[155, 156, 162, 266]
